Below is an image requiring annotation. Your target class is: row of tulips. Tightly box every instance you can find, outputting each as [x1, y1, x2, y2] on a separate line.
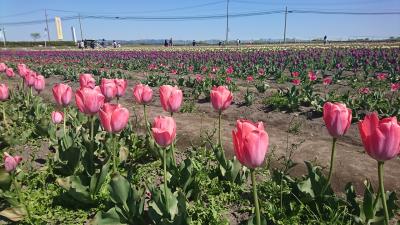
[1, 62, 399, 224]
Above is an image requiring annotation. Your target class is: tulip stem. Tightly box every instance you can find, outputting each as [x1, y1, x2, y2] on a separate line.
[218, 111, 222, 147]
[251, 169, 261, 225]
[143, 104, 150, 136]
[89, 116, 95, 174]
[12, 172, 31, 222]
[63, 107, 67, 135]
[2, 103, 8, 130]
[378, 161, 389, 225]
[323, 137, 337, 194]
[163, 146, 169, 207]
[112, 133, 117, 173]
[169, 111, 177, 167]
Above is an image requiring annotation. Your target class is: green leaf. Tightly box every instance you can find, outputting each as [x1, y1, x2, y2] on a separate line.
[109, 174, 130, 205]
[93, 208, 126, 225]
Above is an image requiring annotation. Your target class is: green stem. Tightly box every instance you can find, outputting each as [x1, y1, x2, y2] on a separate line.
[30, 87, 32, 99]
[2, 103, 8, 130]
[163, 146, 169, 207]
[63, 107, 67, 135]
[218, 111, 222, 147]
[112, 133, 117, 173]
[91, 116, 95, 142]
[251, 170, 261, 225]
[325, 137, 337, 189]
[378, 161, 389, 225]
[143, 104, 150, 136]
[12, 173, 31, 222]
[89, 116, 95, 174]
[170, 141, 177, 167]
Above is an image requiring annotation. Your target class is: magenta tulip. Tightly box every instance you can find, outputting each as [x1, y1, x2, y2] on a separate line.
[151, 116, 176, 147]
[3, 152, 22, 172]
[100, 78, 117, 102]
[323, 102, 352, 138]
[75, 87, 105, 115]
[232, 119, 269, 169]
[51, 111, 64, 124]
[99, 103, 130, 133]
[210, 86, 233, 112]
[159, 85, 183, 113]
[79, 74, 96, 89]
[133, 83, 153, 104]
[0, 84, 9, 101]
[52, 83, 72, 107]
[114, 79, 127, 98]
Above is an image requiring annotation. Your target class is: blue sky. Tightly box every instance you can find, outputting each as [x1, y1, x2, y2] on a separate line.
[0, 0, 399, 41]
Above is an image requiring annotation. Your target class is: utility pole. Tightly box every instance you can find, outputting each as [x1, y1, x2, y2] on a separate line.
[1, 27, 6, 47]
[225, 0, 229, 44]
[45, 9, 50, 41]
[78, 13, 84, 40]
[283, 6, 288, 43]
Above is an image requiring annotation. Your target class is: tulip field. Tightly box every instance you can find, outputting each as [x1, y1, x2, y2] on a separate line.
[0, 43, 399, 224]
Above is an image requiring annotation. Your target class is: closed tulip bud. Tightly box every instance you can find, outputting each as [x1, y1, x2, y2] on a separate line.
[0, 84, 9, 101]
[79, 73, 96, 89]
[5, 68, 14, 78]
[323, 102, 352, 138]
[133, 83, 153, 104]
[17, 64, 27, 77]
[75, 87, 105, 115]
[114, 79, 127, 97]
[210, 86, 233, 112]
[52, 83, 72, 107]
[358, 113, 400, 161]
[152, 116, 176, 147]
[0, 63, 6, 72]
[232, 119, 269, 168]
[3, 152, 22, 172]
[51, 111, 64, 124]
[25, 70, 37, 87]
[100, 78, 117, 102]
[99, 103, 130, 133]
[34, 75, 45, 93]
[159, 85, 183, 113]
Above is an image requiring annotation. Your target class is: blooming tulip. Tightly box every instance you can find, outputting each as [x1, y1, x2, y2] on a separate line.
[5, 68, 14, 78]
[0, 63, 6, 72]
[3, 152, 22, 172]
[100, 78, 117, 102]
[25, 70, 36, 87]
[246, 76, 254, 82]
[0, 84, 9, 101]
[210, 86, 233, 112]
[151, 116, 176, 147]
[292, 79, 301, 86]
[159, 85, 183, 114]
[323, 102, 352, 138]
[51, 111, 64, 124]
[52, 83, 72, 107]
[75, 87, 105, 115]
[358, 113, 400, 224]
[291, 71, 300, 77]
[79, 74, 96, 89]
[34, 75, 45, 93]
[133, 83, 153, 104]
[99, 103, 130, 133]
[114, 79, 127, 98]
[323, 77, 332, 85]
[390, 83, 400, 92]
[17, 64, 27, 78]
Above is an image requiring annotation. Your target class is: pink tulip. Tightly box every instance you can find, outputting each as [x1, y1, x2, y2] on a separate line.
[246, 76, 254, 82]
[232, 119, 269, 168]
[226, 77, 232, 83]
[5, 68, 14, 78]
[17, 64, 27, 78]
[323, 102, 352, 138]
[151, 116, 176, 147]
[359, 87, 370, 94]
[159, 85, 183, 113]
[323, 77, 332, 85]
[51, 111, 64, 124]
[0, 63, 7, 72]
[390, 83, 400, 92]
[358, 113, 400, 161]
[114, 79, 127, 98]
[0, 84, 9, 101]
[79, 74, 96, 89]
[3, 152, 22, 172]
[100, 78, 117, 102]
[291, 71, 299, 77]
[34, 75, 45, 93]
[25, 70, 37, 87]
[308, 71, 317, 81]
[292, 79, 301, 86]
[133, 83, 153, 104]
[376, 73, 387, 81]
[52, 83, 72, 107]
[99, 103, 130, 133]
[210, 86, 233, 112]
[75, 87, 105, 115]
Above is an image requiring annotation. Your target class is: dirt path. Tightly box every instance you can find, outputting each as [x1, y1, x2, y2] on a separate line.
[2, 73, 399, 196]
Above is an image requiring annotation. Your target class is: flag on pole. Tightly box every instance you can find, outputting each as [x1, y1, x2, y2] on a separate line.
[55, 17, 63, 40]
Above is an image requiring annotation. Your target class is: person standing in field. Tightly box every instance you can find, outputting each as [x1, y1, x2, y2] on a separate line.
[164, 39, 168, 47]
[324, 35, 327, 45]
[169, 38, 173, 47]
[192, 40, 196, 46]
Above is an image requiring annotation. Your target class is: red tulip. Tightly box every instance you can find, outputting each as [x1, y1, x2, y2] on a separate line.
[3, 152, 22, 172]
[114, 79, 127, 97]
[99, 103, 130, 133]
[79, 74, 96, 89]
[390, 83, 400, 92]
[75, 87, 105, 115]
[376, 73, 387, 81]
[159, 85, 183, 113]
[323, 102, 352, 138]
[52, 83, 72, 107]
[133, 83, 153, 104]
[25, 70, 37, 87]
[0, 84, 9, 101]
[358, 113, 400, 161]
[0, 63, 6, 72]
[210, 86, 233, 112]
[323, 77, 332, 85]
[34, 75, 45, 93]
[51, 111, 64, 124]
[151, 116, 176, 147]
[100, 78, 117, 102]
[5, 68, 14, 78]
[291, 71, 299, 77]
[232, 119, 269, 168]
[292, 79, 301, 86]
[308, 71, 317, 81]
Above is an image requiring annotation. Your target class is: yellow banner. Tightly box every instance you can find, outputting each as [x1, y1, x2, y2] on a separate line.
[55, 17, 63, 40]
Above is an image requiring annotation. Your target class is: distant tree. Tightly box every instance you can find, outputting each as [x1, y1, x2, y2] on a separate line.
[30, 32, 41, 41]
